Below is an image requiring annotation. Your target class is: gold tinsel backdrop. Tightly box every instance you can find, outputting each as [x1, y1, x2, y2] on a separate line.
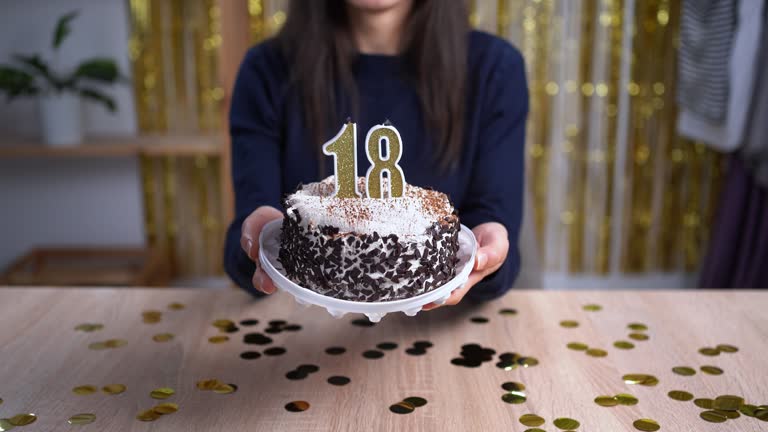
[128, 0, 722, 281]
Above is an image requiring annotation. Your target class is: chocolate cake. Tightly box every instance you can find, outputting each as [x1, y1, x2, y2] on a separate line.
[278, 176, 460, 302]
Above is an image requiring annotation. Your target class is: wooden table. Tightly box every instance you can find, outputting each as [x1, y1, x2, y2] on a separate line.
[0, 288, 766, 431]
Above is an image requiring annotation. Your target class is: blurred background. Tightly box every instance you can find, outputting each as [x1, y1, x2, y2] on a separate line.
[0, 0, 764, 290]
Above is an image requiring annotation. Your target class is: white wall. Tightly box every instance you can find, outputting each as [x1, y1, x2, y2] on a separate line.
[0, 0, 144, 270]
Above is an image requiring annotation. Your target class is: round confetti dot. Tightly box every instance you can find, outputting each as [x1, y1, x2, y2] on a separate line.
[240, 351, 261, 360]
[585, 348, 608, 357]
[67, 413, 96, 425]
[150, 387, 175, 400]
[501, 382, 526, 392]
[389, 401, 414, 414]
[524, 429, 546, 432]
[136, 409, 160, 422]
[268, 320, 287, 326]
[582, 304, 602, 311]
[239, 319, 259, 326]
[362, 350, 384, 359]
[212, 383, 237, 394]
[8, 414, 37, 426]
[405, 348, 427, 356]
[327, 376, 351, 386]
[627, 323, 648, 331]
[285, 370, 308, 380]
[668, 390, 694, 401]
[622, 374, 658, 386]
[470, 316, 489, 323]
[699, 410, 727, 423]
[501, 392, 526, 404]
[567, 342, 588, 351]
[376, 342, 398, 350]
[632, 418, 660, 431]
[152, 403, 179, 415]
[560, 320, 579, 328]
[700, 365, 723, 375]
[628, 333, 649, 341]
[694, 398, 714, 409]
[553, 417, 580, 430]
[499, 308, 518, 316]
[671, 366, 696, 376]
[699, 347, 720, 356]
[402, 397, 427, 407]
[412, 341, 433, 349]
[325, 346, 346, 355]
[167, 302, 185, 310]
[519, 414, 545, 427]
[102, 384, 126, 395]
[196, 379, 221, 391]
[716, 344, 738, 353]
[208, 335, 229, 344]
[153, 333, 174, 342]
[284, 324, 302, 332]
[264, 347, 287, 356]
[594, 395, 619, 407]
[72, 385, 97, 395]
[615, 393, 639, 406]
[614, 341, 635, 350]
[243, 333, 272, 345]
[713, 395, 744, 411]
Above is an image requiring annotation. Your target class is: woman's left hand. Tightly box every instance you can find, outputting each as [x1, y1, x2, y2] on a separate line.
[422, 222, 509, 310]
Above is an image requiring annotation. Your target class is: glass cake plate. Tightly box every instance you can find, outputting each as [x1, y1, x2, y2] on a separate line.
[259, 219, 477, 322]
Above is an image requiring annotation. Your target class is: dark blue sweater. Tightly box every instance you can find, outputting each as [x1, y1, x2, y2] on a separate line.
[224, 31, 528, 301]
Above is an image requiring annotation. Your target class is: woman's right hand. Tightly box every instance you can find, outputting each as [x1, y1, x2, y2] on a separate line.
[240, 205, 284, 294]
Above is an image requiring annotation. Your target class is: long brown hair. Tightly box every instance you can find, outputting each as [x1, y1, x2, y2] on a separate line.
[276, 0, 468, 169]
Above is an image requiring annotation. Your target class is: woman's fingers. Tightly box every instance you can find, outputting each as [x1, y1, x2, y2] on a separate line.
[241, 206, 283, 260]
[252, 267, 276, 295]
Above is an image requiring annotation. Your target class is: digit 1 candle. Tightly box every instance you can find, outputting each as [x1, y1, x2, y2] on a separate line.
[322, 121, 362, 198]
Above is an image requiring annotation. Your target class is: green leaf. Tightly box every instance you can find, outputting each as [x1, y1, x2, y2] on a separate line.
[79, 87, 117, 112]
[12, 54, 65, 90]
[0, 65, 39, 99]
[53, 11, 78, 50]
[73, 58, 120, 83]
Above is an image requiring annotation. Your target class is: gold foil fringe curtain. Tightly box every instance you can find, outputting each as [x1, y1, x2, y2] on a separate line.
[129, 0, 722, 277]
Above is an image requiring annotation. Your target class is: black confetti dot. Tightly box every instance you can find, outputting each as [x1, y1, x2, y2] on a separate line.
[403, 396, 427, 407]
[327, 376, 351, 386]
[297, 364, 319, 373]
[284, 324, 302, 331]
[239, 319, 259, 326]
[286, 370, 308, 380]
[265, 327, 282, 334]
[325, 346, 346, 355]
[377, 342, 398, 350]
[264, 347, 286, 356]
[405, 348, 427, 356]
[469, 316, 489, 324]
[389, 402, 415, 414]
[269, 320, 287, 326]
[285, 401, 310, 412]
[240, 351, 261, 360]
[362, 350, 384, 359]
[243, 333, 272, 345]
[224, 325, 240, 333]
[413, 341, 434, 349]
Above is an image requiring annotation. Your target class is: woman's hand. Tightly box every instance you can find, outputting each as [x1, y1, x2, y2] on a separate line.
[422, 222, 509, 310]
[240, 205, 284, 294]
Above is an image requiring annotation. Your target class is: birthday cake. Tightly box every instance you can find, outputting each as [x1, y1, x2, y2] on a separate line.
[278, 176, 460, 302]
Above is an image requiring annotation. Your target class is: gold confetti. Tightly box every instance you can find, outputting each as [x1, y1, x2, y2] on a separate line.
[582, 304, 602, 311]
[213, 383, 237, 394]
[694, 398, 714, 409]
[0, 419, 14, 430]
[88, 342, 108, 350]
[208, 335, 229, 344]
[102, 384, 126, 395]
[700, 365, 723, 375]
[142, 310, 162, 324]
[627, 323, 648, 331]
[8, 414, 36, 426]
[501, 382, 526, 392]
[585, 348, 608, 357]
[72, 385, 97, 395]
[713, 395, 744, 411]
[167, 302, 185, 310]
[567, 342, 588, 351]
[668, 390, 694, 401]
[614, 341, 635, 350]
[716, 344, 738, 353]
[633, 418, 660, 431]
[499, 308, 518, 316]
[560, 320, 579, 328]
[153, 333, 174, 343]
[553, 417, 580, 429]
[212, 319, 235, 329]
[150, 387, 175, 400]
[519, 357, 540, 367]
[285, 400, 311, 412]
[501, 392, 526, 404]
[67, 413, 96, 425]
[74, 323, 103, 332]
[698, 347, 720, 356]
[628, 333, 649, 341]
[196, 379, 221, 391]
[699, 410, 727, 423]
[152, 403, 179, 415]
[106, 339, 127, 348]
[622, 374, 659, 386]
[615, 393, 639, 406]
[739, 404, 758, 417]
[671, 366, 696, 376]
[594, 395, 619, 407]
[755, 406, 768, 421]
[715, 409, 740, 419]
[136, 409, 160, 422]
[519, 414, 545, 427]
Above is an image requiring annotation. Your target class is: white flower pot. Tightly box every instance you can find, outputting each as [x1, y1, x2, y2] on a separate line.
[39, 92, 83, 146]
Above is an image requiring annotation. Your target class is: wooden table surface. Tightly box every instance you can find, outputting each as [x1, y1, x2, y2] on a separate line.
[0, 288, 766, 431]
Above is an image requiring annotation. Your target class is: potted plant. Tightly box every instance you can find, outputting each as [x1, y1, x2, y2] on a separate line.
[0, 11, 124, 146]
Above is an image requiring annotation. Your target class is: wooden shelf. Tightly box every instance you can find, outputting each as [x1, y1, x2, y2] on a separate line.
[0, 134, 223, 159]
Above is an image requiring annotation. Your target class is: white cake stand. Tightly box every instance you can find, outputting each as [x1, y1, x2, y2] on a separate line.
[258, 219, 477, 322]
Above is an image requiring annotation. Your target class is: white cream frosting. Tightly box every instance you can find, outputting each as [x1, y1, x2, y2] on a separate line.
[285, 176, 454, 240]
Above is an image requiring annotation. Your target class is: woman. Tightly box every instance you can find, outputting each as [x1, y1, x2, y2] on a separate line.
[225, 0, 528, 308]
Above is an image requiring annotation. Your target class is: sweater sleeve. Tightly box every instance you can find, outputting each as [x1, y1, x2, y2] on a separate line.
[223, 44, 285, 296]
[460, 43, 529, 301]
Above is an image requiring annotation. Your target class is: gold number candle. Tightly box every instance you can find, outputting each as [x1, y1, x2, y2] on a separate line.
[365, 124, 406, 198]
[322, 121, 362, 198]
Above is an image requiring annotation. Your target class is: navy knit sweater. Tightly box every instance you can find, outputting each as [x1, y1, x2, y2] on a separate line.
[224, 31, 528, 301]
